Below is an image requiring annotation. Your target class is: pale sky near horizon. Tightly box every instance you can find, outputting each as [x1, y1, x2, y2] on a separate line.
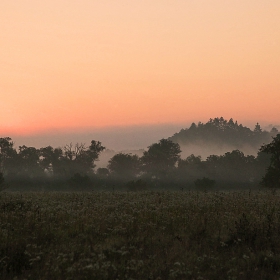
[1, 0, 280, 141]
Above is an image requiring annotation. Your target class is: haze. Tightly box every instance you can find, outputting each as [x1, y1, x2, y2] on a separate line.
[1, 1, 280, 147]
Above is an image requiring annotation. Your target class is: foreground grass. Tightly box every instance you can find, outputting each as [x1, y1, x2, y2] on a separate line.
[1, 190, 280, 279]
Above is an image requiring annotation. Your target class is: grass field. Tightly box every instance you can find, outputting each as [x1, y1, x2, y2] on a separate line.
[1, 190, 280, 279]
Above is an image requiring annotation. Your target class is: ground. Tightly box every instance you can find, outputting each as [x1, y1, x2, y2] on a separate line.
[1, 190, 280, 279]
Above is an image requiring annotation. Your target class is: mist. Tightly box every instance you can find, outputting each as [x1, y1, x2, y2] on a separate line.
[10, 123, 185, 151]
[179, 143, 259, 160]
[1, 117, 278, 191]
[7, 120, 279, 170]
[11, 121, 275, 151]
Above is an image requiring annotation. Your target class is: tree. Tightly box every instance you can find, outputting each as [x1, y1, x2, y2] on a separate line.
[62, 143, 91, 175]
[68, 173, 91, 187]
[108, 153, 140, 180]
[254, 123, 262, 134]
[126, 179, 148, 191]
[40, 146, 57, 173]
[66, 141, 105, 175]
[270, 127, 279, 137]
[0, 172, 6, 191]
[18, 146, 43, 178]
[176, 154, 203, 184]
[141, 139, 181, 179]
[194, 177, 215, 189]
[88, 140, 106, 162]
[0, 172, 4, 185]
[259, 134, 280, 187]
[39, 141, 105, 178]
[207, 150, 256, 184]
[96, 168, 109, 177]
[0, 137, 18, 176]
[168, 117, 272, 150]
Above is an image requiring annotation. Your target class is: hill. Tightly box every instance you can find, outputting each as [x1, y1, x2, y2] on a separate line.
[168, 117, 278, 158]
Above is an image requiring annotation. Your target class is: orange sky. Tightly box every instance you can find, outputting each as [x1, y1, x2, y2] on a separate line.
[1, 0, 280, 137]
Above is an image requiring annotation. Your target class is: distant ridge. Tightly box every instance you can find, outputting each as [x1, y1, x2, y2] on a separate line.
[168, 117, 278, 151]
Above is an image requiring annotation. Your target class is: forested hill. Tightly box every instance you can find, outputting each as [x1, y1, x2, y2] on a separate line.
[168, 117, 279, 152]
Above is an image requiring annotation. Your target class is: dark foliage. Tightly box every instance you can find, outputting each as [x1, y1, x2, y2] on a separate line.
[68, 173, 91, 187]
[169, 117, 277, 150]
[108, 153, 140, 180]
[0, 172, 5, 191]
[194, 177, 215, 189]
[0, 172, 4, 185]
[260, 134, 280, 187]
[126, 179, 148, 191]
[0, 118, 276, 190]
[141, 139, 181, 179]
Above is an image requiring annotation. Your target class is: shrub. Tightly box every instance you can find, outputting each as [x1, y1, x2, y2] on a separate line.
[69, 173, 91, 187]
[0, 172, 7, 191]
[194, 177, 215, 189]
[126, 179, 148, 191]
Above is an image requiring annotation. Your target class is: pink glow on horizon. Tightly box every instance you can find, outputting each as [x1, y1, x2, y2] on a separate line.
[1, 1, 280, 137]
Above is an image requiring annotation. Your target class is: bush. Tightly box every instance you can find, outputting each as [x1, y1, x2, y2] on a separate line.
[96, 168, 109, 177]
[126, 179, 148, 191]
[260, 134, 280, 188]
[69, 173, 91, 187]
[0, 172, 7, 191]
[261, 166, 280, 188]
[194, 177, 215, 189]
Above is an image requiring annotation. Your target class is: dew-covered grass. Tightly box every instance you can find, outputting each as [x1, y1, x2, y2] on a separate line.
[1, 190, 280, 279]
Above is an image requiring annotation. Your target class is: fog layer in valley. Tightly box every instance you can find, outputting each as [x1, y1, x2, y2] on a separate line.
[1, 117, 279, 191]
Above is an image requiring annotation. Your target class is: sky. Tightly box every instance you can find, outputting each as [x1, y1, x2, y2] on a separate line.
[1, 0, 280, 149]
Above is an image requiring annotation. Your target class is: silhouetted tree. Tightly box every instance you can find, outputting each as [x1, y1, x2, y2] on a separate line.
[96, 168, 110, 177]
[126, 179, 148, 191]
[254, 123, 262, 134]
[68, 173, 91, 187]
[39, 146, 65, 176]
[176, 154, 204, 184]
[204, 150, 257, 185]
[66, 141, 105, 175]
[108, 153, 140, 180]
[18, 145, 43, 178]
[0, 137, 18, 176]
[141, 139, 181, 179]
[40, 140, 105, 178]
[270, 127, 279, 137]
[62, 143, 90, 175]
[0, 172, 6, 191]
[260, 134, 280, 187]
[221, 150, 255, 182]
[194, 177, 215, 189]
[39, 146, 53, 172]
[169, 117, 273, 150]
[255, 150, 271, 168]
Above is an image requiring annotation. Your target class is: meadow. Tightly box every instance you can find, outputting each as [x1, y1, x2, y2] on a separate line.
[1, 190, 280, 279]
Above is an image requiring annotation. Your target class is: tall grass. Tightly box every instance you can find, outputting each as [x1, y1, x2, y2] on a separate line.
[1, 190, 280, 279]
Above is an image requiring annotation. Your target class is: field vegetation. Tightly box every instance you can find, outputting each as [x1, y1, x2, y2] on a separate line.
[1, 190, 280, 279]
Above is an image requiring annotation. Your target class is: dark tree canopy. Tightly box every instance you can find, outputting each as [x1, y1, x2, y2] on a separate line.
[108, 153, 140, 179]
[260, 134, 280, 187]
[141, 139, 181, 178]
[0, 137, 18, 176]
[0, 172, 5, 190]
[40, 141, 106, 177]
[18, 145, 43, 178]
[169, 117, 275, 150]
[0, 122, 274, 191]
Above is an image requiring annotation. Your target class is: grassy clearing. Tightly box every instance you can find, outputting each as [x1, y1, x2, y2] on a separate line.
[1, 190, 280, 279]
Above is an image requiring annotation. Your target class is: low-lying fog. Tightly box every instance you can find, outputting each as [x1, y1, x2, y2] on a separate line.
[95, 143, 260, 169]
[9, 122, 280, 169]
[11, 124, 185, 151]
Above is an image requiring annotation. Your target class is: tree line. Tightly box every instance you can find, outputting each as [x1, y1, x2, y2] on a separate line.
[169, 117, 278, 150]
[0, 133, 279, 191]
